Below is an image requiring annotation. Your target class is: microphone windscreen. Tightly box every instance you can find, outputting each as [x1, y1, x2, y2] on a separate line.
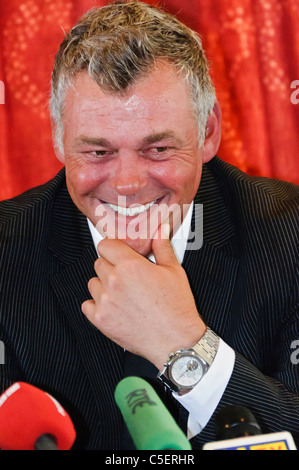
[115, 376, 191, 450]
[215, 405, 262, 440]
[0, 382, 76, 450]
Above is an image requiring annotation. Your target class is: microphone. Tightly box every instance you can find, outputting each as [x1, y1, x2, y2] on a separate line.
[0, 382, 76, 450]
[203, 405, 297, 450]
[114, 376, 191, 450]
[215, 404, 262, 439]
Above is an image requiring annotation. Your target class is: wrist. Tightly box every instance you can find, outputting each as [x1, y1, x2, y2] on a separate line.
[157, 327, 220, 394]
[156, 322, 207, 372]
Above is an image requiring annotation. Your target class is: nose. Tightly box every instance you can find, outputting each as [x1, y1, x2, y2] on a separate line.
[109, 151, 148, 196]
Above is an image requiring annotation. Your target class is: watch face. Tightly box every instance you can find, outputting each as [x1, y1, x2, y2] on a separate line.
[170, 354, 204, 387]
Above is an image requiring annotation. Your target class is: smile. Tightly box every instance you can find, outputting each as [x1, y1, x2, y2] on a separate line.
[105, 199, 159, 217]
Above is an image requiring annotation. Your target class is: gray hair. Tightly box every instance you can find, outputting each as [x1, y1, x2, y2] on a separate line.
[50, 1, 216, 154]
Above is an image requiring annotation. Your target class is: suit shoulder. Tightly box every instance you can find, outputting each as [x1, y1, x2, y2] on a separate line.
[208, 157, 299, 216]
[207, 157, 299, 259]
[0, 169, 66, 226]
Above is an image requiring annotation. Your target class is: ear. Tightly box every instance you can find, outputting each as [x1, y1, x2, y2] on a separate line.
[51, 117, 65, 164]
[202, 100, 222, 164]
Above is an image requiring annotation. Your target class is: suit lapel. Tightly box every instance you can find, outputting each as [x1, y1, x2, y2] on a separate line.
[48, 182, 124, 411]
[182, 162, 240, 337]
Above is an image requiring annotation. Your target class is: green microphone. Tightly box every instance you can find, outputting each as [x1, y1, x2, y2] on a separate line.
[114, 376, 192, 450]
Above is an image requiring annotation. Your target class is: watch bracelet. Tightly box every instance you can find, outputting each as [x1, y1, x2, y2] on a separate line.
[192, 327, 220, 367]
[157, 327, 219, 390]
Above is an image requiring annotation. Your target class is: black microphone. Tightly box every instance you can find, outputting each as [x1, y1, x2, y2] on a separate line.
[203, 405, 296, 450]
[215, 405, 262, 440]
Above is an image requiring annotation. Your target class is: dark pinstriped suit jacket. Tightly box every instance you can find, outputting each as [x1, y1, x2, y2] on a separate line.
[1, 156, 299, 449]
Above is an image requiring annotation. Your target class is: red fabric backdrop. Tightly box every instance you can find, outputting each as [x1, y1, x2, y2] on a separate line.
[0, 0, 298, 201]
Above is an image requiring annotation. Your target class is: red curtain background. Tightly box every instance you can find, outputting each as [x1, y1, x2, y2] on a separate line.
[0, 0, 298, 201]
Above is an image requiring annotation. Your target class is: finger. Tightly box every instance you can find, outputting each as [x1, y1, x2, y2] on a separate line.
[151, 223, 179, 268]
[94, 255, 114, 278]
[97, 238, 140, 264]
[81, 298, 96, 319]
[87, 276, 102, 302]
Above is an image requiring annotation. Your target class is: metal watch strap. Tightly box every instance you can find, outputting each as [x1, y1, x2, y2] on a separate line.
[157, 327, 219, 392]
[191, 327, 219, 367]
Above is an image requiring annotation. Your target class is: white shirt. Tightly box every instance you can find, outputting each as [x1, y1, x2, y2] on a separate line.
[87, 205, 235, 438]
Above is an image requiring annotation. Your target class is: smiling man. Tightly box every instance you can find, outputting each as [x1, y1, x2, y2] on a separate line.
[57, 62, 213, 256]
[0, 1, 299, 450]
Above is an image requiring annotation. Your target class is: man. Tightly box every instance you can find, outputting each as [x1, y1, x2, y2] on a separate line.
[0, 1, 299, 450]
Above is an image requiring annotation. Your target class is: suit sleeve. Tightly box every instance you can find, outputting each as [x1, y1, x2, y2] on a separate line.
[190, 257, 299, 450]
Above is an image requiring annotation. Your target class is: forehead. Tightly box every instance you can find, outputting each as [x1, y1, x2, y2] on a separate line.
[64, 61, 194, 122]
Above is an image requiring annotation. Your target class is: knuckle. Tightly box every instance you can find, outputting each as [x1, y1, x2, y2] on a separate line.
[121, 257, 140, 274]
[100, 291, 110, 309]
[107, 272, 119, 290]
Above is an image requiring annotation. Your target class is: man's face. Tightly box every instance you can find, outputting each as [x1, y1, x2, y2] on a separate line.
[60, 62, 205, 256]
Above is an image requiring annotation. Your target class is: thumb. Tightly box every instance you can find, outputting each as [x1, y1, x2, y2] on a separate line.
[152, 223, 179, 267]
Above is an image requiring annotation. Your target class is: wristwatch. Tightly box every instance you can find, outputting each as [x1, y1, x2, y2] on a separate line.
[157, 327, 220, 394]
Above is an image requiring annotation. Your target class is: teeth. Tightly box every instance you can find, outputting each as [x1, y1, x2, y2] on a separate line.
[106, 200, 157, 216]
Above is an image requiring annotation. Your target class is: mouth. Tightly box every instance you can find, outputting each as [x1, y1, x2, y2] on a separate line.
[103, 197, 164, 217]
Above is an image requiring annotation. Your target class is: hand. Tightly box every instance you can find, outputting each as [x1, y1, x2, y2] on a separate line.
[81, 224, 206, 371]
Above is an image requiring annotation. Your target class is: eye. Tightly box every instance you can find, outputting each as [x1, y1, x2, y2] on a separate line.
[147, 146, 170, 156]
[89, 150, 115, 158]
[94, 150, 109, 157]
[140, 146, 173, 161]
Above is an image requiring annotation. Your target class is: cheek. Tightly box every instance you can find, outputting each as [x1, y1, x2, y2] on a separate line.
[65, 159, 108, 195]
[151, 162, 202, 197]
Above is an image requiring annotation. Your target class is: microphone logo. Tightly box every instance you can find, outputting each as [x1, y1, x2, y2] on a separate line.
[45, 393, 66, 417]
[126, 388, 157, 415]
[0, 382, 20, 407]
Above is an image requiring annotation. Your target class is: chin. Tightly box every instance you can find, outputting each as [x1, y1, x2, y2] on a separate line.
[122, 237, 153, 258]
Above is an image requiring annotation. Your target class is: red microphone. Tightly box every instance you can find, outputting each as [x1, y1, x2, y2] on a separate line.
[0, 382, 76, 450]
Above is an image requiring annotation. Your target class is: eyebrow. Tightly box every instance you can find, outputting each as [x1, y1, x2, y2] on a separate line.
[76, 131, 182, 148]
[75, 136, 110, 147]
[143, 131, 181, 146]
